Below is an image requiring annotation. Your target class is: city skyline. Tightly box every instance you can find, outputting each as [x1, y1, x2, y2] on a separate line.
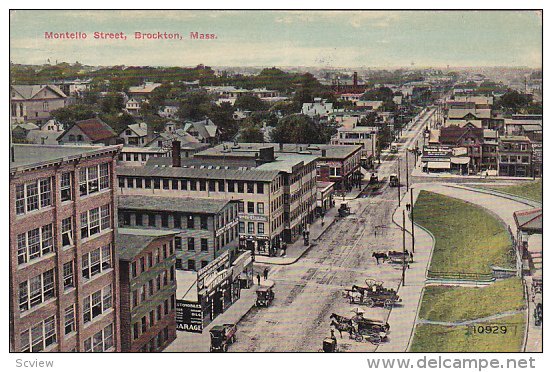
[10, 10, 542, 68]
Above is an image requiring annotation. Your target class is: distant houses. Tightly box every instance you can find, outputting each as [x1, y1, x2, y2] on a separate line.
[57, 117, 118, 145]
[10, 84, 68, 124]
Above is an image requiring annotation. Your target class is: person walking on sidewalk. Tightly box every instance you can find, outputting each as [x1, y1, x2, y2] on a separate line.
[263, 267, 269, 281]
[256, 273, 261, 286]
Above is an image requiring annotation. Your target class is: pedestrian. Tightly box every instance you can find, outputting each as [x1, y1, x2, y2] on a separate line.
[406, 203, 411, 211]
[256, 273, 261, 286]
[282, 242, 287, 257]
[263, 267, 269, 281]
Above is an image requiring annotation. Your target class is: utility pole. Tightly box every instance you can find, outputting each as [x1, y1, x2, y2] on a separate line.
[398, 157, 401, 205]
[405, 150, 409, 190]
[410, 187, 415, 253]
[402, 209, 406, 286]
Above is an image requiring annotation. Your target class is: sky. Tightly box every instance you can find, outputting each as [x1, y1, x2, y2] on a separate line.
[9, 10, 542, 68]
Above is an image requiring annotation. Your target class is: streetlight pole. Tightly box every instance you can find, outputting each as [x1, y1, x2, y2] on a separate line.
[405, 150, 409, 191]
[410, 187, 415, 254]
[397, 157, 401, 206]
[402, 209, 406, 286]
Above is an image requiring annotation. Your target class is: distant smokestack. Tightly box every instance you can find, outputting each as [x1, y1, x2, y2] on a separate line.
[353, 72, 358, 87]
[172, 140, 181, 167]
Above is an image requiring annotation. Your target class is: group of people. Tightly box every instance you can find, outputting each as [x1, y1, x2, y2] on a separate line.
[255, 267, 270, 286]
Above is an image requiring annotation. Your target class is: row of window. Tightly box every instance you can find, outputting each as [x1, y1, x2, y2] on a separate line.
[80, 205, 111, 239]
[238, 201, 265, 215]
[131, 242, 174, 279]
[139, 326, 171, 352]
[19, 269, 55, 312]
[177, 258, 210, 271]
[120, 212, 209, 230]
[132, 295, 176, 341]
[500, 155, 531, 164]
[16, 223, 54, 265]
[83, 284, 113, 324]
[15, 163, 110, 216]
[238, 221, 266, 235]
[119, 176, 267, 194]
[131, 267, 175, 310]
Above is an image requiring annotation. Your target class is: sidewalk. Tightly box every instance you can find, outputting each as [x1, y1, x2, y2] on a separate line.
[255, 205, 341, 265]
[412, 165, 538, 181]
[376, 187, 434, 352]
[164, 278, 274, 352]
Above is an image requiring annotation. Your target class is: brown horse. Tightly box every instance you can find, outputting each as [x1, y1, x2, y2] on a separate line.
[372, 252, 388, 264]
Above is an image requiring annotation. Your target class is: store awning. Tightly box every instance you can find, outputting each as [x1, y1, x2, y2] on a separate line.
[451, 156, 470, 165]
[424, 161, 451, 169]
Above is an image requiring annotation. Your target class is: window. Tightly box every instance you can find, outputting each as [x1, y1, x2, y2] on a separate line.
[19, 269, 55, 312]
[148, 214, 156, 227]
[132, 289, 138, 307]
[140, 257, 146, 272]
[61, 217, 73, 247]
[228, 181, 235, 192]
[247, 202, 255, 214]
[65, 305, 75, 335]
[133, 323, 139, 340]
[257, 182, 264, 194]
[154, 178, 161, 189]
[161, 213, 169, 227]
[164, 299, 169, 315]
[84, 324, 113, 352]
[149, 279, 154, 296]
[149, 310, 155, 327]
[180, 180, 188, 190]
[258, 222, 265, 234]
[199, 181, 206, 191]
[148, 252, 153, 267]
[190, 180, 197, 191]
[187, 260, 195, 271]
[60, 172, 72, 201]
[175, 236, 182, 251]
[63, 261, 74, 289]
[201, 238, 208, 251]
[187, 215, 194, 228]
[141, 316, 147, 333]
[83, 284, 112, 324]
[200, 216, 208, 230]
[15, 178, 52, 215]
[218, 180, 224, 192]
[20, 316, 57, 352]
[80, 205, 110, 239]
[16, 223, 54, 265]
[257, 202, 264, 214]
[188, 237, 195, 251]
[174, 214, 181, 228]
[201, 260, 209, 268]
[248, 222, 255, 234]
[239, 222, 245, 234]
[136, 213, 143, 226]
[79, 164, 109, 196]
[145, 178, 152, 188]
[247, 182, 254, 193]
[209, 181, 216, 192]
[237, 182, 244, 193]
[82, 245, 112, 280]
[176, 259, 182, 269]
[131, 262, 137, 278]
[238, 202, 244, 213]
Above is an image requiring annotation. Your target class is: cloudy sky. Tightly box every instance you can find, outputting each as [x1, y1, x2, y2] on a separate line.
[10, 10, 542, 68]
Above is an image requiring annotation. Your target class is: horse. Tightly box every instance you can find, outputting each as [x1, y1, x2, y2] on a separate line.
[372, 252, 388, 264]
[330, 314, 353, 338]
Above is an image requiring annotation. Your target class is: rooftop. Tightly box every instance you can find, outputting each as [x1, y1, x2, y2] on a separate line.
[10, 144, 121, 171]
[118, 195, 234, 214]
[514, 208, 542, 231]
[118, 165, 280, 182]
[116, 228, 178, 261]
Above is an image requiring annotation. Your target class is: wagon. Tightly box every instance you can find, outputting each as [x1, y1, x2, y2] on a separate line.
[256, 286, 274, 307]
[387, 250, 413, 264]
[330, 313, 389, 345]
[343, 280, 401, 309]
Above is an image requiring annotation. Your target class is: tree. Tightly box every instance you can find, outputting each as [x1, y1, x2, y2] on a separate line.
[496, 90, 532, 112]
[234, 94, 267, 112]
[239, 119, 265, 143]
[361, 87, 394, 102]
[271, 114, 335, 144]
[211, 102, 238, 141]
[100, 112, 136, 134]
[50, 104, 97, 126]
[100, 92, 125, 114]
[176, 92, 212, 121]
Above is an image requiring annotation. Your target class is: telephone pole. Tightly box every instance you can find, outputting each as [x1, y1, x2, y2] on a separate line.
[405, 151, 409, 190]
[398, 157, 401, 205]
[402, 209, 406, 285]
[410, 187, 415, 253]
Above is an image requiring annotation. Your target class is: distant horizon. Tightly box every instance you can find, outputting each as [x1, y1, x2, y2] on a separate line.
[10, 10, 542, 68]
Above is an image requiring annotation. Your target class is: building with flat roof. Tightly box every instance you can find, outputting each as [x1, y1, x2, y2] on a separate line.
[10, 144, 121, 352]
[117, 195, 240, 272]
[116, 229, 177, 352]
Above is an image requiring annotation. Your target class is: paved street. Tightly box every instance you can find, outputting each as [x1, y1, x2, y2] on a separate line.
[228, 108, 433, 352]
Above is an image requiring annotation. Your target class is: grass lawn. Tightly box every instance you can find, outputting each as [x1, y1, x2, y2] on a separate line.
[410, 314, 525, 352]
[418, 278, 525, 322]
[481, 179, 542, 203]
[414, 190, 514, 275]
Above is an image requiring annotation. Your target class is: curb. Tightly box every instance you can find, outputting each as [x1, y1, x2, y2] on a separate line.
[456, 185, 542, 207]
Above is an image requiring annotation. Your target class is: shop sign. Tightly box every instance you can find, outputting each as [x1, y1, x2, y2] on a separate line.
[197, 251, 229, 290]
[238, 213, 268, 222]
[176, 300, 203, 333]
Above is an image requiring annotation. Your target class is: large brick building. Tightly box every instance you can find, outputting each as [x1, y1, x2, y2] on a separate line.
[9, 144, 121, 352]
[116, 229, 178, 352]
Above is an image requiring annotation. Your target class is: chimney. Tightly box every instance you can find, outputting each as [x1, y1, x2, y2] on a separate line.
[172, 140, 181, 167]
[146, 123, 155, 143]
[353, 72, 358, 87]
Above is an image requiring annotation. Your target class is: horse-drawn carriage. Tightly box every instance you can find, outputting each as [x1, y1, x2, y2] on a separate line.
[330, 313, 389, 345]
[342, 279, 402, 309]
[387, 250, 413, 265]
